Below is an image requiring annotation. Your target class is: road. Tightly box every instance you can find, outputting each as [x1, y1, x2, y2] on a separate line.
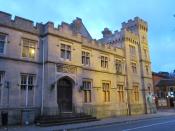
[72, 115, 175, 131]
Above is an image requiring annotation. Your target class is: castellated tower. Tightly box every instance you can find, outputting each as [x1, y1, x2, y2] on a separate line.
[99, 17, 153, 114]
[122, 17, 153, 114]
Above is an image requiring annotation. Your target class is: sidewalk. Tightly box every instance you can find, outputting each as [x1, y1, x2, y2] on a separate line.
[1, 109, 175, 131]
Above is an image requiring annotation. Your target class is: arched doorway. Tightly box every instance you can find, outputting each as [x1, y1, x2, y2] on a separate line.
[57, 77, 73, 113]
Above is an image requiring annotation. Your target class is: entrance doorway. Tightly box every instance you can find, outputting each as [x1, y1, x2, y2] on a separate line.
[57, 77, 73, 113]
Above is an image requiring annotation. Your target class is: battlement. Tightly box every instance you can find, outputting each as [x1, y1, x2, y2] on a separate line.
[121, 17, 148, 32]
[0, 11, 45, 34]
[0, 11, 126, 55]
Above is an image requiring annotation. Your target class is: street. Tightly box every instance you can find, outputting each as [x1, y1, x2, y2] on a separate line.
[72, 115, 175, 131]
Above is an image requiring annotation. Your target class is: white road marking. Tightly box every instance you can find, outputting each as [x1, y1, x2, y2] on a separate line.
[122, 120, 175, 131]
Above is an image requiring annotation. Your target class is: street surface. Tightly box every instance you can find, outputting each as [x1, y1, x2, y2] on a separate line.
[72, 115, 175, 131]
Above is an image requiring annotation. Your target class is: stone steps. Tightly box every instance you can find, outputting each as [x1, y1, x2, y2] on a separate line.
[36, 113, 99, 126]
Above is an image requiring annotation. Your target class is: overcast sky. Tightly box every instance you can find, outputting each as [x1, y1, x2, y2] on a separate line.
[0, 0, 175, 72]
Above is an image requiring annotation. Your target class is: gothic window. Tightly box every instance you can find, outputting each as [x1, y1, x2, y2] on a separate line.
[22, 39, 36, 59]
[101, 56, 108, 68]
[118, 85, 124, 103]
[82, 51, 90, 66]
[61, 44, 71, 60]
[102, 82, 110, 102]
[83, 80, 91, 103]
[20, 74, 35, 107]
[131, 62, 137, 73]
[116, 59, 122, 74]
[0, 33, 7, 54]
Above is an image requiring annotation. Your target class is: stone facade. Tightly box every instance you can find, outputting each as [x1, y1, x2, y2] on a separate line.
[0, 11, 156, 125]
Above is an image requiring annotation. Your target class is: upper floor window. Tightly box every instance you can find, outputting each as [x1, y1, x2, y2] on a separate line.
[82, 51, 90, 66]
[117, 85, 124, 103]
[102, 82, 110, 102]
[61, 44, 71, 60]
[101, 56, 108, 68]
[116, 59, 122, 74]
[0, 34, 7, 54]
[22, 39, 36, 59]
[131, 62, 137, 74]
[129, 45, 136, 56]
[144, 49, 148, 59]
[145, 65, 149, 75]
[82, 80, 92, 103]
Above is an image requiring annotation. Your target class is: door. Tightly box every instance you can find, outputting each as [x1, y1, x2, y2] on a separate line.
[57, 78, 72, 112]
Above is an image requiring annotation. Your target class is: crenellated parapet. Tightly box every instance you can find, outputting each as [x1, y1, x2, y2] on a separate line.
[121, 17, 148, 32]
[0, 11, 43, 34]
[0, 11, 126, 56]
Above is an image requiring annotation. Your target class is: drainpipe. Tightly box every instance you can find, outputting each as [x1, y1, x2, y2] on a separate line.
[41, 39, 45, 115]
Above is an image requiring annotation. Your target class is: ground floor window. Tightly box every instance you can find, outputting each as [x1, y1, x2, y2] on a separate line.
[20, 74, 35, 107]
[83, 80, 92, 103]
[133, 86, 139, 102]
[0, 71, 5, 105]
[118, 85, 124, 103]
[102, 82, 110, 102]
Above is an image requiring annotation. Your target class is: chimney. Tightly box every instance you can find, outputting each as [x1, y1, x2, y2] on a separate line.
[102, 28, 112, 38]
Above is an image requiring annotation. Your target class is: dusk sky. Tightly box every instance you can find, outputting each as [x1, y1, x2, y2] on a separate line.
[0, 0, 175, 73]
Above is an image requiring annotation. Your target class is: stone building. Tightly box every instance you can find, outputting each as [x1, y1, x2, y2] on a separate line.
[0, 11, 155, 125]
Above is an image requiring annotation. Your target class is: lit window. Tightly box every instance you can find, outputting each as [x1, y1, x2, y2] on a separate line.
[101, 56, 108, 68]
[102, 82, 110, 102]
[0, 34, 7, 54]
[131, 62, 137, 73]
[133, 86, 139, 102]
[20, 74, 35, 107]
[22, 39, 36, 59]
[118, 85, 124, 103]
[116, 59, 122, 74]
[82, 51, 90, 66]
[83, 81, 91, 103]
[61, 44, 71, 60]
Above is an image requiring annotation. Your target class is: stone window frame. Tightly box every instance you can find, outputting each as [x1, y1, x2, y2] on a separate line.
[82, 79, 92, 103]
[116, 59, 123, 74]
[131, 62, 137, 74]
[133, 85, 139, 103]
[0, 33, 8, 55]
[102, 81, 110, 102]
[82, 50, 90, 66]
[117, 84, 124, 103]
[145, 64, 149, 75]
[129, 45, 136, 57]
[20, 73, 36, 107]
[21, 38, 37, 60]
[60, 43, 72, 61]
[0, 71, 5, 106]
[101, 55, 108, 69]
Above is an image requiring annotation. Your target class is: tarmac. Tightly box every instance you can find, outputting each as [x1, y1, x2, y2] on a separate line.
[0, 109, 175, 131]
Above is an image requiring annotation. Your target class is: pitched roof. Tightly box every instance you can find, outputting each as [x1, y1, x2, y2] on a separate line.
[156, 79, 175, 87]
[70, 17, 92, 40]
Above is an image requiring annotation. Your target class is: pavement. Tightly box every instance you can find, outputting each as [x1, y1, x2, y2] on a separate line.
[1, 109, 175, 131]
